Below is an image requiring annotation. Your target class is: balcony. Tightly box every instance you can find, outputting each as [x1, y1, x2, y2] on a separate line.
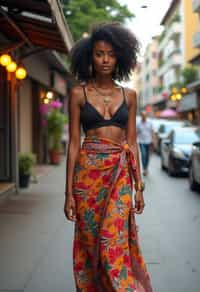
[193, 0, 200, 12]
[193, 31, 200, 48]
[169, 22, 182, 39]
[169, 52, 182, 67]
[159, 22, 182, 52]
[158, 51, 182, 77]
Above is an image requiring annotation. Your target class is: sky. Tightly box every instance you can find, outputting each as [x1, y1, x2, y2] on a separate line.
[118, 0, 172, 88]
[119, 0, 172, 53]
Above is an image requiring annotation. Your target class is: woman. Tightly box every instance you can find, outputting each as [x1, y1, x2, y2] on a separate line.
[64, 22, 153, 292]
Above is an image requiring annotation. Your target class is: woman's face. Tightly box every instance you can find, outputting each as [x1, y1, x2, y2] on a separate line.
[92, 41, 117, 77]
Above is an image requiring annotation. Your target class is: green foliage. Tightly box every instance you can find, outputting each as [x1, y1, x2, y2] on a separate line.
[159, 58, 164, 67]
[158, 85, 164, 93]
[169, 82, 182, 91]
[181, 66, 198, 86]
[159, 30, 166, 42]
[61, 0, 134, 40]
[168, 66, 198, 91]
[168, 13, 181, 27]
[19, 153, 36, 175]
[47, 109, 67, 151]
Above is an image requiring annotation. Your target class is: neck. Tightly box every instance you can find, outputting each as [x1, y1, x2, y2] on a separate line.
[93, 75, 114, 88]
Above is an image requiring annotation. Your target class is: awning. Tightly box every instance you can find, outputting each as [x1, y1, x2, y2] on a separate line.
[0, 0, 73, 53]
[178, 92, 198, 112]
[159, 108, 178, 118]
[189, 54, 200, 66]
[187, 79, 200, 90]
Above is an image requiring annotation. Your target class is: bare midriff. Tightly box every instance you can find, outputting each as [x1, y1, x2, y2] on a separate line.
[85, 125, 126, 144]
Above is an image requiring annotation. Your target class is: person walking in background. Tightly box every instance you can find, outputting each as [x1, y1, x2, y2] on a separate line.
[137, 111, 154, 176]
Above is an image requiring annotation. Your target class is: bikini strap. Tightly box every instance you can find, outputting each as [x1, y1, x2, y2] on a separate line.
[82, 84, 88, 103]
[121, 86, 127, 105]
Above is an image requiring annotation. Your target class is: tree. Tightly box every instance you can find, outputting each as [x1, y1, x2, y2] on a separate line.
[61, 0, 134, 40]
[181, 66, 198, 86]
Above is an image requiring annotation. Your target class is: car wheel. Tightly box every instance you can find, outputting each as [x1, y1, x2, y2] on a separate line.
[189, 164, 200, 192]
[161, 156, 166, 170]
[168, 157, 176, 177]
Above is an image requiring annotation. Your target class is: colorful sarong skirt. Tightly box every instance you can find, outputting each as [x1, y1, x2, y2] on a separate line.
[72, 136, 153, 292]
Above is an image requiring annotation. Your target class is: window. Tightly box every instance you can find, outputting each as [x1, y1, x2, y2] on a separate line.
[152, 52, 157, 58]
[152, 69, 157, 76]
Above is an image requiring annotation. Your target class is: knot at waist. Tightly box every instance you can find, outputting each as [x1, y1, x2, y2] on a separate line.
[82, 136, 137, 171]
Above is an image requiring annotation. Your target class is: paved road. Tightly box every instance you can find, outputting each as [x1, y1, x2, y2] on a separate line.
[139, 153, 200, 292]
[0, 154, 200, 292]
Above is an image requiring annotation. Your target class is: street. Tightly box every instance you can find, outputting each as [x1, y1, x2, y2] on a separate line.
[0, 153, 200, 292]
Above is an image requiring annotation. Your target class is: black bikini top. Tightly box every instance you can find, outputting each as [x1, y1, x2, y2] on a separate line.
[80, 85, 129, 133]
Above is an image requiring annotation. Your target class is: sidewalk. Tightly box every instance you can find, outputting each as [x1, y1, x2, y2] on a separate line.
[0, 156, 75, 292]
[0, 154, 156, 292]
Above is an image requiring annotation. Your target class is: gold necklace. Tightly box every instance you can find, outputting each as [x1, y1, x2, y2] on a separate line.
[92, 81, 115, 104]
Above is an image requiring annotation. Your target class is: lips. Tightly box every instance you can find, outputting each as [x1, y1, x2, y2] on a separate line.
[101, 66, 112, 70]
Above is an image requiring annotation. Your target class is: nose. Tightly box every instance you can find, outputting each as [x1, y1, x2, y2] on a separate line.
[103, 54, 109, 63]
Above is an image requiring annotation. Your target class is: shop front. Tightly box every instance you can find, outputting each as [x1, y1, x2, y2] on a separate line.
[177, 91, 200, 125]
[0, 0, 73, 194]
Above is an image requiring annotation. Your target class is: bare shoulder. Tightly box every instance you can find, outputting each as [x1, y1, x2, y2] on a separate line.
[123, 87, 137, 106]
[69, 84, 85, 106]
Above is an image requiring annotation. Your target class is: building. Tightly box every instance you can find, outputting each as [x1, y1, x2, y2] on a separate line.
[178, 0, 200, 124]
[158, 0, 184, 95]
[181, 0, 200, 125]
[0, 0, 73, 195]
[129, 62, 142, 111]
[140, 36, 160, 113]
[158, 0, 198, 105]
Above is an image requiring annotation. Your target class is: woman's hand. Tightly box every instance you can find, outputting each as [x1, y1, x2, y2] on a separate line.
[134, 190, 145, 214]
[64, 195, 76, 222]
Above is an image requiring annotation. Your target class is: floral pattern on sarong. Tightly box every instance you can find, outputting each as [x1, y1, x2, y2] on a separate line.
[72, 136, 153, 292]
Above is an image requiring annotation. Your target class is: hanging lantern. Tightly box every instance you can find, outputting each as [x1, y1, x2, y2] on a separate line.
[46, 91, 53, 99]
[6, 61, 17, 72]
[170, 94, 176, 101]
[44, 98, 49, 104]
[176, 93, 182, 100]
[172, 87, 178, 94]
[0, 54, 12, 66]
[181, 87, 187, 94]
[16, 67, 27, 79]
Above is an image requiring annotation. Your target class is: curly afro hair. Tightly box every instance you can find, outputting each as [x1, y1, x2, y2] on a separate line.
[70, 22, 140, 82]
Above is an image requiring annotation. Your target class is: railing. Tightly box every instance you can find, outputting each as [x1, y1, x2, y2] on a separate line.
[158, 51, 182, 77]
[159, 22, 182, 52]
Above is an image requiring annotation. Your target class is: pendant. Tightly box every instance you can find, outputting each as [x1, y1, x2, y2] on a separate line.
[103, 96, 111, 104]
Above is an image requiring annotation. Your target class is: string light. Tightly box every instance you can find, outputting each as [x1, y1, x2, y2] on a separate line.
[0, 54, 12, 66]
[16, 67, 27, 79]
[46, 91, 53, 99]
[181, 87, 187, 94]
[6, 61, 17, 72]
[44, 98, 49, 104]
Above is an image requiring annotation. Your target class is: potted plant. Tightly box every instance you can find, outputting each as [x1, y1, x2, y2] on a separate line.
[46, 100, 67, 164]
[19, 152, 36, 188]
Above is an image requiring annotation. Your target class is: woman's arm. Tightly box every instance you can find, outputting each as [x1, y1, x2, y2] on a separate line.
[126, 89, 142, 182]
[64, 86, 82, 221]
[126, 89, 145, 214]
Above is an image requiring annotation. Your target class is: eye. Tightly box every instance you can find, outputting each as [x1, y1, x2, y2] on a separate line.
[95, 51, 103, 57]
[108, 51, 115, 57]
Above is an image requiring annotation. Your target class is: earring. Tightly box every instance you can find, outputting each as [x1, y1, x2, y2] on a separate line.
[89, 64, 93, 77]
